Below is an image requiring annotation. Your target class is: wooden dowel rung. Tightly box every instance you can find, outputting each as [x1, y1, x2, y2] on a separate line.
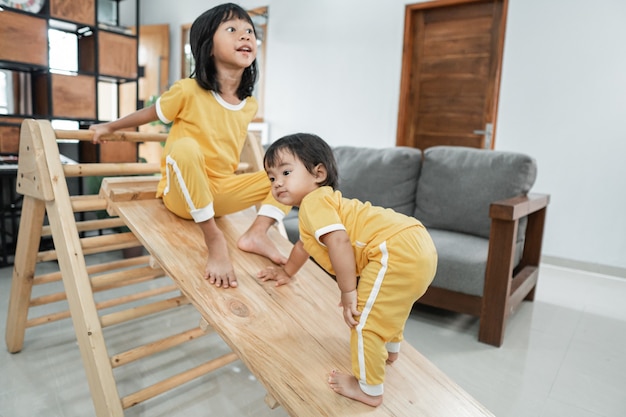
[100, 295, 189, 328]
[79, 217, 127, 233]
[32, 270, 63, 285]
[55, 129, 167, 143]
[30, 267, 166, 307]
[94, 271, 168, 293]
[89, 254, 153, 272]
[91, 265, 165, 290]
[79, 231, 140, 251]
[32, 255, 152, 285]
[41, 217, 126, 237]
[36, 233, 142, 262]
[97, 284, 178, 314]
[26, 309, 71, 327]
[36, 249, 58, 262]
[121, 352, 239, 409]
[84, 238, 142, 254]
[63, 163, 160, 178]
[26, 284, 178, 328]
[70, 194, 108, 212]
[29, 291, 66, 306]
[111, 327, 208, 368]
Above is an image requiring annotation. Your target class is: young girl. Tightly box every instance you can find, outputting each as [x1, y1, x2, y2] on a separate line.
[257, 133, 438, 407]
[90, 3, 290, 289]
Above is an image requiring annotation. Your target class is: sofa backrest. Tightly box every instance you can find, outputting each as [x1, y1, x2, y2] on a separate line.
[333, 146, 422, 216]
[414, 146, 537, 239]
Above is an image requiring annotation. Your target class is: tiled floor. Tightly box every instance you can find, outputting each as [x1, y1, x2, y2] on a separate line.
[1, 255, 625, 417]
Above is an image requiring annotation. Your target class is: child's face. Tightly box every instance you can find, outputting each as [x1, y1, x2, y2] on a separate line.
[266, 150, 326, 207]
[212, 18, 257, 70]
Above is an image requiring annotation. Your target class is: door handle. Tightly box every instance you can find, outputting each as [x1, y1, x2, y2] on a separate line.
[473, 123, 493, 148]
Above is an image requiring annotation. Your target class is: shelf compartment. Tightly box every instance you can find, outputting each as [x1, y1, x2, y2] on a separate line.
[50, 73, 97, 119]
[50, 0, 96, 26]
[98, 31, 138, 79]
[0, 117, 22, 154]
[0, 10, 48, 67]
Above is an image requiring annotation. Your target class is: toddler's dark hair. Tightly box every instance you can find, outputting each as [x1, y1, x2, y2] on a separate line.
[264, 133, 339, 189]
[189, 3, 258, 100]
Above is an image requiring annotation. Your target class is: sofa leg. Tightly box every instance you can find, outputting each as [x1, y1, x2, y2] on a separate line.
[478, 311, 506, 347]
[480, 216, 516, 347]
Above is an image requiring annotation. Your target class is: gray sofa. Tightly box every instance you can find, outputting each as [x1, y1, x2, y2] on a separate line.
[282, 145, 549, 347]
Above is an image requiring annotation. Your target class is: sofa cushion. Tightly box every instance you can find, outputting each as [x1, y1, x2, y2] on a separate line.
[427, 229, 488, 296]
[414, 146, 537, 239]
[333, 146, 422, 216]
[282, 210, 300, 244]
[428, 228, 525, 296]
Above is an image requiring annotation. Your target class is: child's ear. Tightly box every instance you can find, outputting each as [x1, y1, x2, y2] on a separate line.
[314, 163, 328, 184]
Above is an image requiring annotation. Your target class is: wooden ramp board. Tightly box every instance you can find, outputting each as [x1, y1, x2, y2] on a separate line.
[113, 198, 495, 417]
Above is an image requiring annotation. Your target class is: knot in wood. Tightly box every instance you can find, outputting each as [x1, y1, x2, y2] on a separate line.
[229, 300, 250, 317]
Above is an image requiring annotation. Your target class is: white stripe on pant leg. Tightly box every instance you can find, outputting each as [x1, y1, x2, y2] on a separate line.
[165, 155, 197, 211]
[355, 241, 388, 395]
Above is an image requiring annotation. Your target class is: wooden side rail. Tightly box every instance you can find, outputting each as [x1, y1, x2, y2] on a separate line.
[104, 177, 496, 416]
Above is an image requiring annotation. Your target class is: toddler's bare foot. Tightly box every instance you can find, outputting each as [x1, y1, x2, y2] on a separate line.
[238, 230, 287, 265]
[386, 351, 399, 365]
[327, 369, 382, 407]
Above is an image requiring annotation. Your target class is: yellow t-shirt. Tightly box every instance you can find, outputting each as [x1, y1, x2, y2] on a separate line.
[155, 79, 258, 195]
[298, 186, 421, 275]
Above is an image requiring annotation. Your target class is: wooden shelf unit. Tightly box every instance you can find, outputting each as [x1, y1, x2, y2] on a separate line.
[0, 0, 140, 158]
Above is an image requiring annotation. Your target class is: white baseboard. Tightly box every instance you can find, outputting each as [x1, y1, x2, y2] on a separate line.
[541, 255, 626, 279]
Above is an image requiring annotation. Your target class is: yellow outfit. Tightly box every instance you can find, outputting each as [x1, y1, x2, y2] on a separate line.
[155, 78, 289, 222]
[299, 186, 437, 396]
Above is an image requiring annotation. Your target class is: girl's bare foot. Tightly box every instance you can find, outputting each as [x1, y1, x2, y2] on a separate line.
[327, 369, 382, 407]
[200, 220, 237, 288]
[204, 251, 237, 288]
[237, 229, 287, 265]
[386, 351, 399, 365]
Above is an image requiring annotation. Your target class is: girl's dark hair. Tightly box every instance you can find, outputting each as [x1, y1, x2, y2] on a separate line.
[264, 133, 339, 189]
[189, 3, 258, 100]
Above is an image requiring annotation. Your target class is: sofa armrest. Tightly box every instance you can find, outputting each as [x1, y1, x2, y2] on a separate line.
[489, 193, 550, 221]
[480, 192, 550, 346]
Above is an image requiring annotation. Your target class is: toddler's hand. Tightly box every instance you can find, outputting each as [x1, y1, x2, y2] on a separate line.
[339, 289, 360, 328]
[257, 266, 292, 286]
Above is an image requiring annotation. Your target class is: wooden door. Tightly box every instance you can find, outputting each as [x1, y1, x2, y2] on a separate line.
[138, 24, 170, 104]
[397, 0, 508, 150]
[137, 24, 170, 164]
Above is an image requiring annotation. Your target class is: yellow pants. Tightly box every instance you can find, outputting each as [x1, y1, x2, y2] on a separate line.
[160, 137, 289, 222]
[352, 225, 437, 396]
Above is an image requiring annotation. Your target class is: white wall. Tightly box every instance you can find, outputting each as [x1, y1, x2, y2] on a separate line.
[140, 0, 626, 274]
[496, 0, 626, 273]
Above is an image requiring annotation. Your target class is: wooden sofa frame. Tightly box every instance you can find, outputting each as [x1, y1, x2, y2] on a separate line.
[6, 119, 498, 416]
[417, 193, 550, 347]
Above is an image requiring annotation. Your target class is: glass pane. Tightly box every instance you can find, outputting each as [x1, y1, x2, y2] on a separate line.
[0, 70, 9, 114]
[98, 0, 118, 26]
[48, 29, 78, 73]
[98, 81, 118, 121]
